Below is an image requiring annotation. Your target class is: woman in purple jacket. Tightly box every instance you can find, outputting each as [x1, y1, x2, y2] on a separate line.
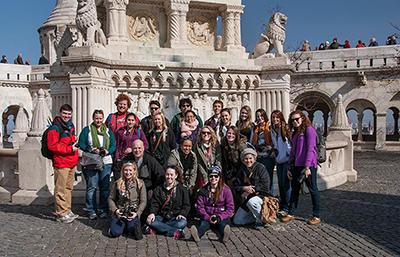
[281, 110, 321, 225]
[190, 166, 234, 243]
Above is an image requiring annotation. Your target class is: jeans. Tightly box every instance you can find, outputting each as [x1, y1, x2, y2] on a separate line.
[149, 215, 187, 237]
[257, 156, 276, 195]
[197, 219, 230, 238]
[288, 166, 320, 217]
[233, 196, 263, 225]
[83, 164, 112, 215]
[276, 162, 291, 211]
[54, 168, 75, 217]
[109, 217, 141, 238]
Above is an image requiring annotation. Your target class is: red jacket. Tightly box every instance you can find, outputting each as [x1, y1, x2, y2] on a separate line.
[47, 117, 78, 169]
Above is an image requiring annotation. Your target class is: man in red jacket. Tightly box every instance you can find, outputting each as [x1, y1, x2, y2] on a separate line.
[47, 104, 79, 223]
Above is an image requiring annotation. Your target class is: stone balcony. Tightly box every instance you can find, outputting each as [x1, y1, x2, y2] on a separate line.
[292, 45, 400, 73]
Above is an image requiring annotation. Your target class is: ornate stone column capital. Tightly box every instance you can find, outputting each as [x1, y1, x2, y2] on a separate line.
[104, 0, 128, 10]
[104, 0, 129, 44]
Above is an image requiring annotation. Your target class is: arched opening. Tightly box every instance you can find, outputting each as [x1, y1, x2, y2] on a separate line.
[346, 109, 358, 138]
[346, 99, 377, 142]
[2, 105, 19, 148]
[386, 107, 400, 141]
[361, 109, 375, 141]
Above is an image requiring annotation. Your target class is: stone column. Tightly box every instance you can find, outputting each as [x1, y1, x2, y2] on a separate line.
[105, 0, 129, 44]
[357, 112, 363, 141]
[222, 5, 245, 51]
[165, 0, 189, 48]
[375, 112, 387, 150]
[393, 110, 399, 138]
[309, 111, 315, 123]
[323, 112, 329, 137]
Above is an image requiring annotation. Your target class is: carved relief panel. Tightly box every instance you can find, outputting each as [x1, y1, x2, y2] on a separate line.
[187, 15, 215, 46]
[128, 12, 159, 42]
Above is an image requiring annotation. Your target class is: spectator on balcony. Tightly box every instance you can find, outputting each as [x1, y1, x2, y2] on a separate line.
[386, 35, 397, 45]
[343, 40, 351, 48]
[300, 40, 311, 51]
[13, 53, 23, 64]
[324, 41, 330, 50]
[317, 43, 325, 50]
[0, 55, 7, 63]
[356, 40, 366, 48]
[24, 59, 30, 65]
[368, 37, 378, 47]
[329, 38, 340, 49]
[38, 54, 49, 65]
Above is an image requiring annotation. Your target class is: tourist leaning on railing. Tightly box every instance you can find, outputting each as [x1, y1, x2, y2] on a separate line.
[78, 109, 116, 220]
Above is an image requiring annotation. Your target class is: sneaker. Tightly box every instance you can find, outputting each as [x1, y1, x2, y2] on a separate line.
[67, 211, 79, 220]
[144, 225, 157, 235]
[253, 223, 264, 230]
[307, 217, 321, 225]
[277, 210, 288, 218]
[182, 227, 191, 240]
[98, 212, 108, 219]
[280, 214, 295, 223]
[222, 225, 231, 242]
[173, 230, 183, 240]
[89, 213, 97, 220]
[56, 214, 75, 224]
[190, 225, 200, 242]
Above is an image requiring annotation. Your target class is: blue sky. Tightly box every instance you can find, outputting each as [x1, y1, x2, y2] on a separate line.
[0, 0, 399, 63]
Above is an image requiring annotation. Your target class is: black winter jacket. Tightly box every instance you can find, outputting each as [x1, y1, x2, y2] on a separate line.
[149, 183, 191, 218]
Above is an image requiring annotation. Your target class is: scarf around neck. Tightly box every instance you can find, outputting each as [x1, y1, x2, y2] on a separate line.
[90, 123, 110, 150]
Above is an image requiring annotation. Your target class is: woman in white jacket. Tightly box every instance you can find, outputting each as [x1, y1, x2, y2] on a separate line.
[270, 110, 291, 216]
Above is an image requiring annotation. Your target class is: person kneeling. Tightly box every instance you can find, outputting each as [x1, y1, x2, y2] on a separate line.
[190, 166, 234, 243]
[108, 163, 146, 240]
[146, 166, 191, 239]
[233, 148, 270, 230]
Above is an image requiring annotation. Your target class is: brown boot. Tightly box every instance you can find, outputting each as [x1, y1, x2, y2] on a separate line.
[280, 214, 295, 223]
[307, 217, 321, 225]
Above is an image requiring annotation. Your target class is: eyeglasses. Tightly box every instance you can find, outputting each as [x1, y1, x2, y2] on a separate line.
[209, 174, 219, 178]
[202, 131, 211, 135]
[182, 104, 191, 107]
[292, 117, 302, 122]
[150, 107, 159, 111]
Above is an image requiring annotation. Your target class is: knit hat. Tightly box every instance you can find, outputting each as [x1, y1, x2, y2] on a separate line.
[240, 148, 258, 160]
[208, 166, 222, 176]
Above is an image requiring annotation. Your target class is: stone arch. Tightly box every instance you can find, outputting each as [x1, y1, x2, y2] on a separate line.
[346, 99, 376, 141]
[294, 91, 334, 136]
[2, 105, 19, 147]
[386, 106, 400, 141]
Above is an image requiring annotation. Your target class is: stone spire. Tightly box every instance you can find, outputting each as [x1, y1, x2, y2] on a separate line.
[331, 94, 350, 129]
[28, 89, 52, 137]
[42, 0, 78, 27]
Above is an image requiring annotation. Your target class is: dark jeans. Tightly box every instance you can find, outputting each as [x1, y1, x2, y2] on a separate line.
[109, 217, 142, 239]
[83, 164, 112, 215]
[149, 215, 187, 237]
[288, 166, 320, 217]
[197, 219, 230, 238]
[276, 162, 291, 211]
[257, 156, 276, 194]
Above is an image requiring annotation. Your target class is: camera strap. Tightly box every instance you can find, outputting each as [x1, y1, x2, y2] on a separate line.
[161, 186, 175, 210]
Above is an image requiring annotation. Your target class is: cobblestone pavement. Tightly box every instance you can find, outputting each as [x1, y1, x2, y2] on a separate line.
[1, 151, 400, 257]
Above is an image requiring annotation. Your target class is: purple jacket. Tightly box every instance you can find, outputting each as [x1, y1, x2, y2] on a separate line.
[114, 127, 148, 160]
[196, 184, 234, 221]
[289, 125, 318, 168]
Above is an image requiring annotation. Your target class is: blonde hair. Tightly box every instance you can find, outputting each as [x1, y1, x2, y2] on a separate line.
[117, 162, 139, 192]
[150, 112, 169, 142]
[198, 125, 218, 147]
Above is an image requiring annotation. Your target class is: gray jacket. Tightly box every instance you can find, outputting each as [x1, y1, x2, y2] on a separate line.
[167, 149, 198, 189]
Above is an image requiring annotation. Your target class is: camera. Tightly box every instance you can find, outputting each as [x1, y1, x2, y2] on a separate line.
[99, 147, 107, 157]
[121, 203, 138, 218]
[297, 169, 307, 184]
[266, 148, 279, 158]
[210, 215, 220, 223]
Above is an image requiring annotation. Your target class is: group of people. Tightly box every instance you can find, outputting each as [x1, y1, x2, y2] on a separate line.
[0, 53, 49, 65]
[45, 93, 322, 242]
[301, 35, 398, 51]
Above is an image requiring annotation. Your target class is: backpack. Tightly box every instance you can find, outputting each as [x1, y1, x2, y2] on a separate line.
[305, 127, 326, 164]
[41, 125, 61, 159]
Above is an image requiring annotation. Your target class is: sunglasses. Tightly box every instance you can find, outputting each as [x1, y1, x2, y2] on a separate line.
[209, 174, 219, 178]
[182, 104, 191, 107]
[292, 117, 302, 122]
[150, 107, 159, 110]
[202, 131, 211, 135]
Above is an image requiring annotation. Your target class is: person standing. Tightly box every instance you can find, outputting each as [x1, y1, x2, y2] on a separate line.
[78, 109, 116, 219]
[170, 98, 203, 141]
[281, 110, 321, 225]
[47, 104, 79, 223]
[140, 100, 170, 135]
[236, 106, 253, 142]
[106, 94, 138, 134]
[205, 100, 224, 131]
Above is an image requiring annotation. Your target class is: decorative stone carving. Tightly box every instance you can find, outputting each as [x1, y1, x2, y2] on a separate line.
[128, 13, 158, 42]
[29, 89, 52, 137]
[191, 92, 202, 115]
[201, 93, 212, 120]
[242, 93, 251, 107]
[220, 93, 228, 107]
[251, 12, 288, 58]
[136, 92, 148, 119]
[187, 16, 215, 46]
[76, 0, 107, 46]
[357, 71, 367, 86]
[227, 93, 241, 124]
[12, 104, 29, 149]
[331, 94, 350, 129]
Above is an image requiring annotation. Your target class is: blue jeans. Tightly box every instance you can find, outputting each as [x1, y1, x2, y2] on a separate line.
[257, 156, 276, 195]
[197, 219, 230, 238]
[233, 196, 263, 225]
[288, 166, 320, 217]
[276, 162, 291, 211]
[83, 164, 112, 215]
[149, 215, 187, 237]
[109, 217, 141, 237]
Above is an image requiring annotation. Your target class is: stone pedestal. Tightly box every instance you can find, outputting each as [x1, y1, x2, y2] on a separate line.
[375, 113, 386, 150]
[12, 137, 54, 205]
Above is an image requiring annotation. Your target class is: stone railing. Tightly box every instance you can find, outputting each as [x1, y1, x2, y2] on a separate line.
[0, 63, 49, 83]
[292, 45, 400, 72]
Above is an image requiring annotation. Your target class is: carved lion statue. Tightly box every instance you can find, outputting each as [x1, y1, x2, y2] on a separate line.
[76, 0, 106, 46]
[251, 12, 288, 59]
